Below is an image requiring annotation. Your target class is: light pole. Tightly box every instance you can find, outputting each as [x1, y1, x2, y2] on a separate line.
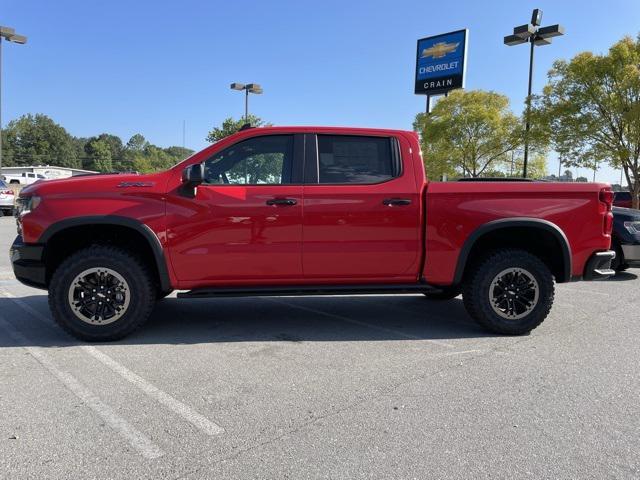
[0, 26, 27, 174]
[504, 9, 564, 178]
[230, 83, 263, 124]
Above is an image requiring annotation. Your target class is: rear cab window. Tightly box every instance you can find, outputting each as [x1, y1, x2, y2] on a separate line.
[313, 135, 400, 185]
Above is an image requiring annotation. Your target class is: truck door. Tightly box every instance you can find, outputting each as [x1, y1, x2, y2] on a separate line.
[166, 134, 304, 286]
[302, 133, 422, 281]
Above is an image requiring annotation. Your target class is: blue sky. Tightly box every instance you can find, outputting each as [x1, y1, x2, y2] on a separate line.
[1, 0, 639, 183]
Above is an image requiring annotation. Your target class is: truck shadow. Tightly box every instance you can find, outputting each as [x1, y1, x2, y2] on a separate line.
[0, 294, 494, 348]
[603, 271, 638, 282]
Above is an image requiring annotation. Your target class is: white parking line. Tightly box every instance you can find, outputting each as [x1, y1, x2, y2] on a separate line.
[82, 346, 224, 436]
[0, 289, 225, 437]
[440, 349, 482, 356]
[266, 297, 455, 348]
[0, 314, 164, 459]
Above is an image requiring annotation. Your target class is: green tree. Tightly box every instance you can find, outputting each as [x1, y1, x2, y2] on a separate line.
[122, 134, 148, 168]
[84, 138, 113, 172]
[2, 114, 79, 168]
[72, 137, 89, 166]
[123, 135, 193, 173]
[131, 155, 154, 174]
[126, 134, 148, 152]
[206, 115, 266, 143]
[136, 145, 177, 172]
[533, 35, 640, 207]
[510, 153, 549, 179]
[163, 146, 193, 160]
[83, 133, 125, 171]
[413, 90, 527, 178]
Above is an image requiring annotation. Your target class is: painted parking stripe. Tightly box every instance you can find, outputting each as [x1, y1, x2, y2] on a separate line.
[266, 297, 455, 348]
[0, 289, 225, 437]
[82, 346, 224, 436]
[0, 314, 164, 459]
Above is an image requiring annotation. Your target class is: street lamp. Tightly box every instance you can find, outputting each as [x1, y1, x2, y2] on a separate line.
[0, 26, 27, 173]
[230, 82, 263, 124]
[504, 9, 564, 178]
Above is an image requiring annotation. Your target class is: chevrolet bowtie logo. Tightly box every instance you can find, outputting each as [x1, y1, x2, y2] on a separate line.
[420, 41, 460, 59]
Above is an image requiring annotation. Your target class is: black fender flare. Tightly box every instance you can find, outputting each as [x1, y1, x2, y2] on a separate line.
[39, 215, 172, 292]
[453, 218, 572, 284]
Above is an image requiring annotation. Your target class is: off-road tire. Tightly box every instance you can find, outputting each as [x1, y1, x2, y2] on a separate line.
[462, 249, 554, 335]
[49, 245, 156, 341]
[423, 286, 461, 300]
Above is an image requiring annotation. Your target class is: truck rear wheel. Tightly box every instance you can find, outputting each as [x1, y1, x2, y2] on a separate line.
[462, 249, 554, 335]
[49, 245, 156, 341]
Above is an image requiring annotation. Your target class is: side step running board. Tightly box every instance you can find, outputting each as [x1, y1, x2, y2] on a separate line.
[177, 284, 435, 299]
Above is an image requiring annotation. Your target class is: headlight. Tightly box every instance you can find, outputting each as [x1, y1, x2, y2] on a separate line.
[15, 195, 41, 217]
[623, 221, 640, 235]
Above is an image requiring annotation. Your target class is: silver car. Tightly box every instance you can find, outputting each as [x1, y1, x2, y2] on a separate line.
[0, 180, 16, 216]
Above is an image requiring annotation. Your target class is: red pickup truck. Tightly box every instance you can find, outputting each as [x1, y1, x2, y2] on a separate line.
[11, 126, 615, 341]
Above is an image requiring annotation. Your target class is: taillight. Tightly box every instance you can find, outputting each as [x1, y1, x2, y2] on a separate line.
[599, 188, 613, 211]
[599, 188, 614, 235]
[1, 190, 13, 195]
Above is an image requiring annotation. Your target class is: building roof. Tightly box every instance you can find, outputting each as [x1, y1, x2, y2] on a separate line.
[0, 165, 97, 173]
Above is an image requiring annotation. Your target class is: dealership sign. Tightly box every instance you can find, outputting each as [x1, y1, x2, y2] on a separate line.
[415, 29, 468, 95]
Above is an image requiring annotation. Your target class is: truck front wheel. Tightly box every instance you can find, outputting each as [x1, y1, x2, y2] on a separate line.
[462, 249, 554, 335]
[49, 245, 156, 341]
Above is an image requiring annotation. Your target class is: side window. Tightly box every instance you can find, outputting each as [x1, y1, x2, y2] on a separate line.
[316, 135, 397, 184]
[616, 192, 631, 201]
[203, 135, 294, 185]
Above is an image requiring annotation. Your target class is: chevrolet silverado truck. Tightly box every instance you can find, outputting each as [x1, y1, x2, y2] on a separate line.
[10, 126, 616, 341]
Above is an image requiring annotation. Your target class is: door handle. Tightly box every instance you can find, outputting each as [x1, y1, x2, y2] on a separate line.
[266, 198, 297, 206]
[383, 198, 412, 206]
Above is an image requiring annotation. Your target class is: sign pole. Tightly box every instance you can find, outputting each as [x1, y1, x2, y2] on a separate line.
[426, 95, 431, 115]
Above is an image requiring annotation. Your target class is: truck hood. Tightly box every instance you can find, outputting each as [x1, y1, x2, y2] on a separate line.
[20, 172, 167, 197]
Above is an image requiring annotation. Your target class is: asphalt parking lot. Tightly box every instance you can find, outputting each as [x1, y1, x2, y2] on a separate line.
[1, 215, 639, 479]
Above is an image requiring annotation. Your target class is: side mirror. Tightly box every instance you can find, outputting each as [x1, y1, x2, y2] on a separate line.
[181, 164, 204, 197]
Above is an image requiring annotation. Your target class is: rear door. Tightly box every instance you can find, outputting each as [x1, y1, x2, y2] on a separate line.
[302, 133, 422, 282]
